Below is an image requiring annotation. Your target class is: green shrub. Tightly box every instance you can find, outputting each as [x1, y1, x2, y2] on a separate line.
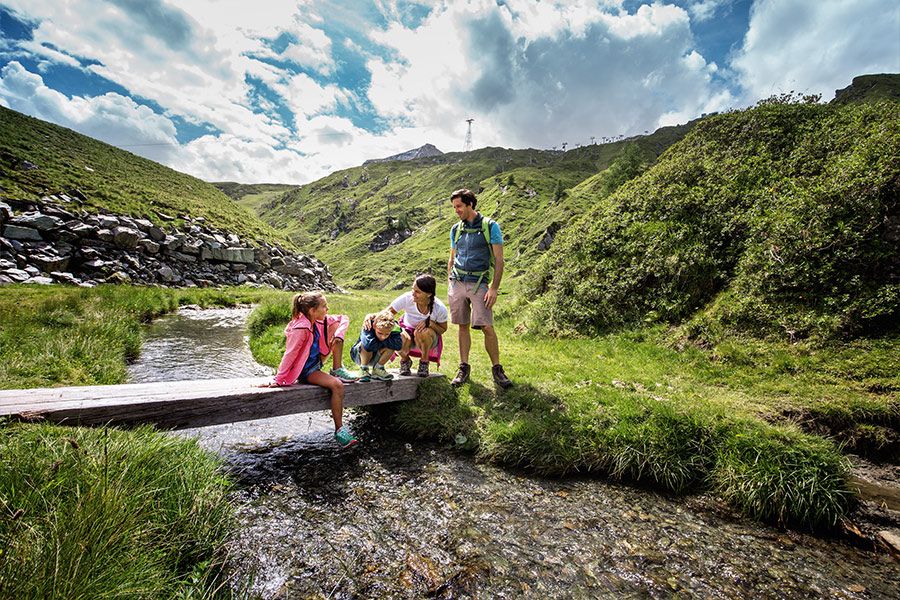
[526, 99, 900, 340]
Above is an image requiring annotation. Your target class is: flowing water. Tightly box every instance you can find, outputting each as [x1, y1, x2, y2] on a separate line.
[129, 307, 900, 599]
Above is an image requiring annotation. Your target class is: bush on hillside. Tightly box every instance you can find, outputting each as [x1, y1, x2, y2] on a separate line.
[525, 98, 899, 340]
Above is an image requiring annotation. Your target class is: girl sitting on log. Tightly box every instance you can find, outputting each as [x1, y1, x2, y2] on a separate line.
[263, 291, 359, 448]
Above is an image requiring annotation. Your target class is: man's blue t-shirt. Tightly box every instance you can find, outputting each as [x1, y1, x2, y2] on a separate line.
[450, 213, 502, 283]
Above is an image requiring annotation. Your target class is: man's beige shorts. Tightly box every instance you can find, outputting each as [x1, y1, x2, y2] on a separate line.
[448, 279, 493, 328]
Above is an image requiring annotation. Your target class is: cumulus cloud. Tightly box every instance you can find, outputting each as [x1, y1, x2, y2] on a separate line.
[0, 61, 180, 164]
[732, 0, 900, 101]
[367, 0, 734, 150]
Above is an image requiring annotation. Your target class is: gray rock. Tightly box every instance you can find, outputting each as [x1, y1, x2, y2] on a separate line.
[147, 226, 166, 242]
[31, 254, 70, 273]
[96, 228, 115, 242]
[0, 259, 15, 269]
[50, 272, 82, 285]
[171, 251, 197, 263]
[82, 259, 112, 271]
[105, 271, 132, 284]
[140, 239, 160, 254]
[157, 265, 176, 282]
[181, 239, 202, 254]
[0, 202, 10, 223]
[20, 160, 39, 171]
[113, 226, 143, 249]
[133, 218, 154, 232]
[25, 276, 55, 285]
[2, 268, 30, 282]
[262, 273, 284, 288]
[0, 275, 14, 285]
[3, 224, 43, 241]
[70, 223, 98, 238]
[98, 215, 120, 228]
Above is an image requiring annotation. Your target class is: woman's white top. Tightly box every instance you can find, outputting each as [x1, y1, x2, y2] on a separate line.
[391, 292, 449, 327]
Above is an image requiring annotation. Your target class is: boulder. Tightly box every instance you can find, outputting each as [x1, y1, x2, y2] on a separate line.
[157, 265, 177, 283]
[147, 226, 166, 242]
[0, 202, 10, 223]
[139, 239, 160, 254]
[50, 271, 82, 285]
[105, 271, 132, 284]
[2, 268, 30, 282]
[97, 215, 120, 228]
[31, 254, 70, 273]
[113, 226, 143, 249]
[2, 225, 43, 241]
[25, 276, 55, 285]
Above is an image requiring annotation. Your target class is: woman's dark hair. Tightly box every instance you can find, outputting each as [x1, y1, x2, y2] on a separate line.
[414, 273, 436, 326]
[451, 188, 477, 210]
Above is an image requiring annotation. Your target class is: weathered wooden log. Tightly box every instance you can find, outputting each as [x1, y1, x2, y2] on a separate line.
[0, 373, 439, 430]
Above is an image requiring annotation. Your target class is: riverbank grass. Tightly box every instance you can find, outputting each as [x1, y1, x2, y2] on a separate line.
[0, 284, 281, 389]
[248, 287, 896, 529]
[0, 422, 234, 599]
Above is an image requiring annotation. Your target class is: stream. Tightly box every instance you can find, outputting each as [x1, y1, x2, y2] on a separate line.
[129, 307, 899, 599]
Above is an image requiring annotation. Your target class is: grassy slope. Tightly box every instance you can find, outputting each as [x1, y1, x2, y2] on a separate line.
[248, 122, 695, 288]
[212, 182, 296, 215]
[0, 106, 290, 246]
[525, 97, 900, 341]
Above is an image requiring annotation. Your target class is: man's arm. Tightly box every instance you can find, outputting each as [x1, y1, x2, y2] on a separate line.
[484, 243, 504, 309]
[448, 247, 455, 279]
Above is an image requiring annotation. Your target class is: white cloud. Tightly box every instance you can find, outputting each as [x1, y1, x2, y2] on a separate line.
[0, 61, 179, 164]
[732, 0, 900, 101]
[366, 1, 734, 151]
[686, 0, 727, 22]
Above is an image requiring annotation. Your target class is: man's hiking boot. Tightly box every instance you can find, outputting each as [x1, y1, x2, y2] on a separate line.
[330, 367, 360, 383]
[399, 358, 413, 376]
[451, 362, 470, 387]
[417, 360, 430, 377]
[370, 364, 393, 381]
[492, 364, 513, 389]
[334, 425, 358, 449]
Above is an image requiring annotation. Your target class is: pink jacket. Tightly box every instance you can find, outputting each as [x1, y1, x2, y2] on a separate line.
[273, 312, 350, 385]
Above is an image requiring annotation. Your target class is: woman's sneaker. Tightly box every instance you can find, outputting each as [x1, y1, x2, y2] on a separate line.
[399, 358, 413, 376]
[334, 425, 358, 448]
[370, 364, 394, 381]
[416, 361, 430, 377]
[329, 367, 361, 383]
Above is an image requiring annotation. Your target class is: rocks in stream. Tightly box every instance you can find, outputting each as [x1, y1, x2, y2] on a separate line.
[0, 198, 336, 290]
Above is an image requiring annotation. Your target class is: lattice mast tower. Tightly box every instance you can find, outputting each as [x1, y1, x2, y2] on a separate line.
[464, 118, 474, 152]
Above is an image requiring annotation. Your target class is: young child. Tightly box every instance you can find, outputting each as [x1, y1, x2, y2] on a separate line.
[350, 308, 404, 381]
[265, 292, 358, 448]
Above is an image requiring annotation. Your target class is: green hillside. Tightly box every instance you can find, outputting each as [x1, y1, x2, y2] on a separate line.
[0, 106, 290, 246]
[252, 122, 695, 288]
[212, 181, 296, 215]
[525, 95, 900, 341]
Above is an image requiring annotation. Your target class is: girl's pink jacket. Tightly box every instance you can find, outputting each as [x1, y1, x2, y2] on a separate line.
[273, 313, 349, 385]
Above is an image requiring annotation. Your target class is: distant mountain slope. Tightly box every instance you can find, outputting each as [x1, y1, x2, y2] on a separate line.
[0, 106, 289, 246]
[212, 181, 297, 216]
[363, 143, 444, 165]
[254, 121, 696, 288]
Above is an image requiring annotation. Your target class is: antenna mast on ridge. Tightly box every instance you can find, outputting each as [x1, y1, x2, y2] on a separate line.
[464, 118, 474, 152]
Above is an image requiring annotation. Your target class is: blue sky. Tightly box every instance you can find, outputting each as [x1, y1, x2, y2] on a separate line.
[0, 0, 897, 184]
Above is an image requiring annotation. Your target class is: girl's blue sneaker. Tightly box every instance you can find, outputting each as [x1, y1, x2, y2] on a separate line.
[334, 425, 358, 448]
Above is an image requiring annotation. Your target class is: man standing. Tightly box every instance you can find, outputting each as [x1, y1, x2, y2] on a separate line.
[447, 188, 513, 389]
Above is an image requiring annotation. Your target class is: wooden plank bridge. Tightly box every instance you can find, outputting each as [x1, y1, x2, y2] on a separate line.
[0, 373, 440, 430]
